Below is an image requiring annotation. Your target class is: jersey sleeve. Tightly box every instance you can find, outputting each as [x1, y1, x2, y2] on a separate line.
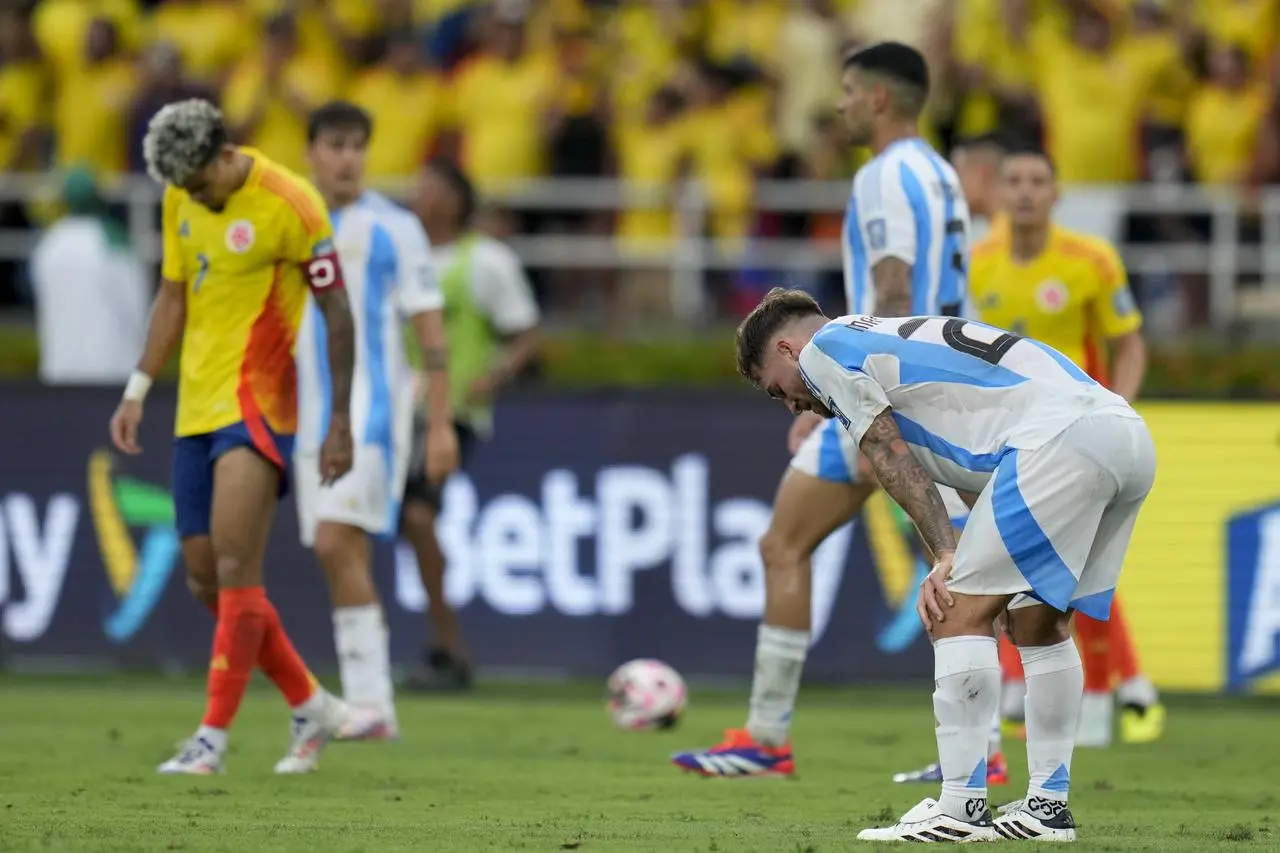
[392, 214, 444, 317]
[855, 157, 916, 268]
[799, 334, 891, 446]
[475, 241, 540, 335]
[271, 175, 345, 292]
[1088, 240, 1143, 338]
[160, 185, 185, 283]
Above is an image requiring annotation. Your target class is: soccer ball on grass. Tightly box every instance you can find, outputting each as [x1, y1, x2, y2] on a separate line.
[606, 658, 687, 731]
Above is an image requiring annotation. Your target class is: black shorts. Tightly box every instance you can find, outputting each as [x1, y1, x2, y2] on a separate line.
[401, 419, 478, 514]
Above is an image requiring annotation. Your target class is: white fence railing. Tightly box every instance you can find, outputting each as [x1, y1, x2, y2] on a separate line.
[1, 174, 1278, 327]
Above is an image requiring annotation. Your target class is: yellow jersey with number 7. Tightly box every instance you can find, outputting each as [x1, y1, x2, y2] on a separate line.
[161, 148, 334, 438]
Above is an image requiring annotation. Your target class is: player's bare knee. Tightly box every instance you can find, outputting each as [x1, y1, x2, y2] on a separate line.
[1006, 606, 1072, 647]
[400, 502, 435, 539]
[931, 592, 1011, 640]
[759, 529, 808, 581]
[214, 552, 259, 589]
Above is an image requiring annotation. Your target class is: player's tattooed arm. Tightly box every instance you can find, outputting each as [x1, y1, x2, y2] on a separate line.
[859, 409, 957, 560]
[314, 287, 356, 419]
[136, 278, 187, 377]
[409, 307, 451, 427]
[871, 258, 914, 317]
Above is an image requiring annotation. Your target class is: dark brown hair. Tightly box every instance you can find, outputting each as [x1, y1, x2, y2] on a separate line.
[735, 288, 824, 380]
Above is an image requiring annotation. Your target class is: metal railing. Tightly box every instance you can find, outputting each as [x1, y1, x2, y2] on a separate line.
[1, 173, 1277, 328]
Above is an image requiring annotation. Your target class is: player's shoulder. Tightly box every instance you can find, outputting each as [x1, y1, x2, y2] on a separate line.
[252, 152, 329, 235]
[970, 229, 1010, 265]
[362, 192, 428, 243]
[1050, 226, 1124, 278]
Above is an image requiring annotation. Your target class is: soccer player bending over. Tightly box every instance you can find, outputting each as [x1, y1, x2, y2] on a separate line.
[110, 99, 356, 775]
[673, 41, 1007, 785]
[294, 101, 460, 738]
[737, 289, 1155, 843]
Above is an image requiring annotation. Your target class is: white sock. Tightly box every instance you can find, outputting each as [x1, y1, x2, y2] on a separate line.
[1021, 639, 1084, 817]
[988, 707, 1003, 758]
[933, 636, 1001, 822]
[1117, 675, 1158, 708]
[333, 604, 395, 720]
[745, 624, 809, 746]
[195, 724, 228, 754]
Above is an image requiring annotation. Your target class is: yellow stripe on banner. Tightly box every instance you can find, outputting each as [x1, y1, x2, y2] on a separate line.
[1124, 403, 1280, 691]
[864, 491, 916, 604]
[87, 449, 137, 597]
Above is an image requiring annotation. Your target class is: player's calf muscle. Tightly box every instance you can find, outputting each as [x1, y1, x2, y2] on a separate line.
[314, 521, 376, 607]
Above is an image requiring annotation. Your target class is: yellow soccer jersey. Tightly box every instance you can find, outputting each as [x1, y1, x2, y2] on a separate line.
[969, 224, 1142, 384]
[161, 148, 335, 437]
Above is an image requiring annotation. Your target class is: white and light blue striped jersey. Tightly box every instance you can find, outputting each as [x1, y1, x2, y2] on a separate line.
[798, 315, 1137, 494]
[842, 137, 971, 317]
[296, 190, 443, 454]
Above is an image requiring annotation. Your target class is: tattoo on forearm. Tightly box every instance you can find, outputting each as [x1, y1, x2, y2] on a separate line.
[316, 288, 355, 414]
[422, 347, 448, 372]
[873, 258, 913, 317]
[861, 411, 956, 559]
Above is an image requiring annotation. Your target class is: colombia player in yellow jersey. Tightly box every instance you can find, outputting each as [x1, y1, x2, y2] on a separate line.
[108, 99, 357, 775]
[969, 148, 1165, 748]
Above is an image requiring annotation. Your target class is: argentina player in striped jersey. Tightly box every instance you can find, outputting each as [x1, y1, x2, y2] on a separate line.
[295, 102, 461, 741]
[671, 42, 1010, 785]
[737, 289, 1156, 843]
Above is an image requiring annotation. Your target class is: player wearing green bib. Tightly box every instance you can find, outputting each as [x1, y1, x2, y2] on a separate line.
[400, 158, 540, 690]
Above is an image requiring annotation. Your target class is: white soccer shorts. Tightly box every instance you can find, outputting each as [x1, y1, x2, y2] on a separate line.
[789, 418, 863, 484]
[789, 418, 969, 523]
[947, 408, 1156, 621]
[295, 409, 414, 547]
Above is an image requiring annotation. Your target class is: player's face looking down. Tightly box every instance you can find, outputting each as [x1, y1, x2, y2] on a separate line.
[181, 145, 246, 212]
[307, 126, 369, 206]
[999, 154, 1057, 229]
[755, 328, 831, 419]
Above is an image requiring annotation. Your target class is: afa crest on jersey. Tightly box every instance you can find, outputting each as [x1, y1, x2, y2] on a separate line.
[225, 220, 256, 254]
[1034, 279, 1069, 313]
[866, 218, 888, 251]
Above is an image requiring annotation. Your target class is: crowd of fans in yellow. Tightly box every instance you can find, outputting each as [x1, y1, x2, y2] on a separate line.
[0, 0, 1277, 250]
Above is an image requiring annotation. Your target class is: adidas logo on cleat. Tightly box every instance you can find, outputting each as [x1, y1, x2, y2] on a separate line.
[907, 813, 994, 843]
[993, 802, 1077, 842]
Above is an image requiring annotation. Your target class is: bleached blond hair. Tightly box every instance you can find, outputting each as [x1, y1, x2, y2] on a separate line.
[142, 99, 228, 186]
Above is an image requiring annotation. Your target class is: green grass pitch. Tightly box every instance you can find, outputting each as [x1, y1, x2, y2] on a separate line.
[0, 675, 1277, 852]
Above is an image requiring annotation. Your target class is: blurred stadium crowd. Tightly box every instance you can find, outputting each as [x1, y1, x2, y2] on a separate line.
[0, 0, 1278, 317]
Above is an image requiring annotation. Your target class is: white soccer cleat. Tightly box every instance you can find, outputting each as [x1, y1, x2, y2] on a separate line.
[335, 705, 400, 742]
[274, 691, 346, 774]
[856, 797, 999, 843]
[157, 734, 224, 775]
[992, 799, 1078, 842]
[1076, 691, 1113, 748]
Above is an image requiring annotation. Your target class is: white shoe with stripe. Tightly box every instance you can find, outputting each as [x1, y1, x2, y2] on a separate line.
[856, 797, 999, 843]
[992, 799, 1078, 842]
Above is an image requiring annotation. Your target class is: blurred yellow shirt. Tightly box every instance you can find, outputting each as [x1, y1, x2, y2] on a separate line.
[0, 60, 46, 170]
[615, 120, 688, 247]
[347, 68, 443, 179]
[1123, 31, 1193, 125]
[32, 0, 143, 84]
[55, 57, 137, 173]
[683, 93, 777, 241]
[413, 0, 475, 26]
[1185, 83, 1271, 184]
[1034, 33, 1146, 183]
[608, 2, 694, 126]
[705, 0, 786, 69]
[149, 0, 246, 85]
[1197, 0, 1279, 67]
[247, 0, 381, 82]
[448, 52, 559, 192]
[222, 57, 338, 175]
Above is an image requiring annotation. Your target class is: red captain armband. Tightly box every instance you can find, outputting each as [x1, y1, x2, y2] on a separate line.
[303, 250, 345, 293]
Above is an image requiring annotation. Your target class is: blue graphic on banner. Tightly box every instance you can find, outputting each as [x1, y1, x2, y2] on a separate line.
[1227, 502, 1280, 690]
